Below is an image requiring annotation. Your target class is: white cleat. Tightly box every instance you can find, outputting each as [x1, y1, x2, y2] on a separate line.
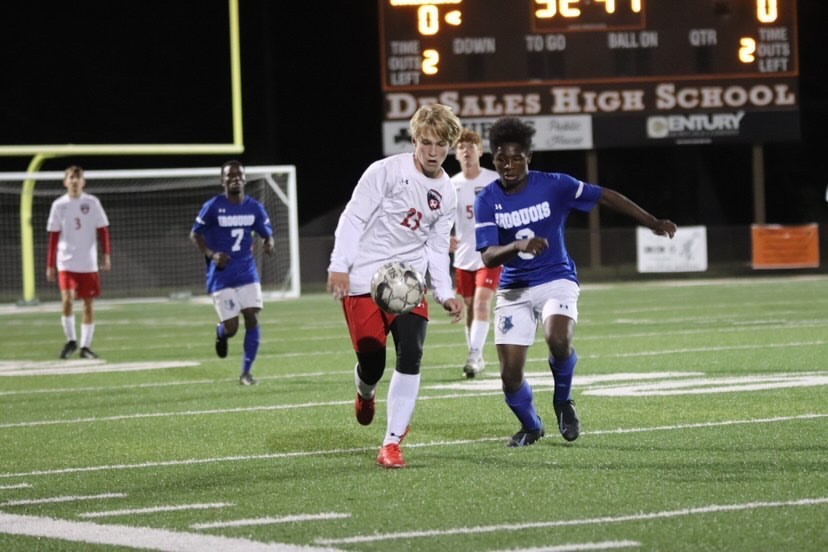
[463, 355, 485, 378]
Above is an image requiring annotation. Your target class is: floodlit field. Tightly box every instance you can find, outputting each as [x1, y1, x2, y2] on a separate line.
[1, 276, 827, 551]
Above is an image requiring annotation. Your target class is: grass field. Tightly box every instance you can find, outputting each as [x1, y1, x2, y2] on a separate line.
[1, 275, 827, 551]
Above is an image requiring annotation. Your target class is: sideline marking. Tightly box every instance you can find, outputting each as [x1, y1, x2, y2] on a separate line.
[0, 512, 341, 552]
[0, 483, 31, 490]
[488, 541, 640, 552]
[314, 497, 828, 545]
[585, 373, 828, 397]
[1, 493, 126, 506]
[191, 512, 351, 530]
[79, 502, 233, 518]
[1, 413, 824, 480]
[0, 360, 199, 377]
[426, 372, 703, 392]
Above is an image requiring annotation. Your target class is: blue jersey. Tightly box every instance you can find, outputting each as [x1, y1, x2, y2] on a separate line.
[191, 195, 273, 293]
[474, 171, 602, 288]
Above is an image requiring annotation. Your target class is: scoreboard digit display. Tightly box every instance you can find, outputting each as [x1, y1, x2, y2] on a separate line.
[379, 0, 799, 154]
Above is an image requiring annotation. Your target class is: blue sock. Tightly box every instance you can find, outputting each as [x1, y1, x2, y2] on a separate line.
[242, 326, 260, 375]
[504, 381, 542, 431]
[216, 323, 226, 339]
[550, 349, 577, 403]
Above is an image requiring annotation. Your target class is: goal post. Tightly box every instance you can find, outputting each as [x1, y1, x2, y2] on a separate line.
[0, 165, 300, 303]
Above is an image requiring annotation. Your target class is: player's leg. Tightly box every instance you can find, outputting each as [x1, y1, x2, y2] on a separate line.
[77, 273, 102, 359]
[464, 266, 501, 377]
[494, 287, 544, 446]
[380, 309, 428, 468]
[342, 295, 391, 426]
[541, 279, 581, 441]
[455, 268, 476, 376]
[58, 272, 78, 359]
[211, 287, 242, 359]
[235, 283, 264, 385]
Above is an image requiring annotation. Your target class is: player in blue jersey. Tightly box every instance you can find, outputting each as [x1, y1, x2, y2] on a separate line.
[475, 118, 676, 446]
[190, 161, 275, 385]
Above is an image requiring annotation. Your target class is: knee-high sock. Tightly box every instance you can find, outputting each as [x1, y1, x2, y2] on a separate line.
[549, 349, 577, 403]
[384, 371, 420, 446]
[242, 326, 260, 375]
[468, 319, 490, 358]
[217, 323, 227, 339]
[80, 323, 95, 348]
[504, 381, 542, 431]
[62, 315, 76, 341]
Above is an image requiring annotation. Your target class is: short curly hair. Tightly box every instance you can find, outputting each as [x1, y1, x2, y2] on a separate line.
[488, 117, 535, 154]
[410, 104, 463, 146]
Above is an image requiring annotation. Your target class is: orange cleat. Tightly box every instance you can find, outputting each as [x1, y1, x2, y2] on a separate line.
[355, 393, 375, 426]
[376, 443, 405, 469]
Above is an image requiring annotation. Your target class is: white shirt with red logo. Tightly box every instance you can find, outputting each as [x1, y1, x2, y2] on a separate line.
[328, 153, 457, 304]
[46, 192, 109, 272]
[451, 167, 499, 271]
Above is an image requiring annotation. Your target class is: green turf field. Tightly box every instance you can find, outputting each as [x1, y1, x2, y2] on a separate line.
[1, 276, 827, 551]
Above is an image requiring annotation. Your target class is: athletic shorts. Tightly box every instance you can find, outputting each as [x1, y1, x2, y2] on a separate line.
[341, 294, 429, 352]
[212, 282, 263, 322]
[58, 271, 100, 299]
[455, 266, 502, 298]
[493, 279, 580, 346]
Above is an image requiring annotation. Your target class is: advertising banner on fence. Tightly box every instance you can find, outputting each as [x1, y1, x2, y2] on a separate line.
[637, 225, 708, 273]
[751, 223, 820, 269]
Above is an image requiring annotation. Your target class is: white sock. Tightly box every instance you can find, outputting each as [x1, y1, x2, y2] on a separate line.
[354, 363, 375, 400]
[464, 324, 470, 348]
[61, 315, 76, 341]
[384, 371, 420, 446]
[81, 323, 95, 348]
[468, 319, 490, 359]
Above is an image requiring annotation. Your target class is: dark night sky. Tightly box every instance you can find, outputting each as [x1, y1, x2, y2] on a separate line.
[2, 1, 826, 231]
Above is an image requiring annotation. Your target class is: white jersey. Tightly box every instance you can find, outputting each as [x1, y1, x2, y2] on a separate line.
[328, 153, 457, 304]
[46, 192, 109, 272]
[451, 167, 499, 271]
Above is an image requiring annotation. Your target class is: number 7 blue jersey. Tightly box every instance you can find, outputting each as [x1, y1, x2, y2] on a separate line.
[191, 195, 274, 293]
[474, 171, 602, 288]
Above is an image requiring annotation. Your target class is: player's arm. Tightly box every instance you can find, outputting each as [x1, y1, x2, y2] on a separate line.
[189, 231, 229, 269]
[473, 191, 548, 268]
[425, 202, 462, 322]
[46, 231, 60, 281]
[599, 188, 677, 238]
[97, 226, 111, 271]
[480, 238, 549, 268]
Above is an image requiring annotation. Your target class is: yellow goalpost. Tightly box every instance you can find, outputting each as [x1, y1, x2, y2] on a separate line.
[1, 0, 244, 305]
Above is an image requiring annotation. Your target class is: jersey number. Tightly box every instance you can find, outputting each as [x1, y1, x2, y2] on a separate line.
[74, 217, 81, 230]
[515, 228, 536, 260]
[230, 228, 245, 251]
[465, 205, 474, 220]
[400, 208, 422, 231]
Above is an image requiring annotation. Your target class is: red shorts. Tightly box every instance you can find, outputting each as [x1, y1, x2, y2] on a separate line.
[341, 294, 429, 352]
[58, 271, 101, 299]
[455, 266, 502, 298]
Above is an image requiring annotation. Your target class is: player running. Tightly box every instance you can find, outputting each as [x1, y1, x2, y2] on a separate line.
[190, 161, 275, 386]
[327, 104, 464, 469]
[474, 118, 677, 447]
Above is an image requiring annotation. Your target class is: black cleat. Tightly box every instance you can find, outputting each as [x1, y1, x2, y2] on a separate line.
[79, 347, 98, 359]
[507, 420, 545, 447]
[239, 373, 257, 386]
[59, 340, 78, 359]
[554, 400, 580, 442]
[215, 327, 228, 358]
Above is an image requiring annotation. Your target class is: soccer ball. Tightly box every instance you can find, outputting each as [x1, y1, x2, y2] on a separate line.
[370, 261, 426, 315]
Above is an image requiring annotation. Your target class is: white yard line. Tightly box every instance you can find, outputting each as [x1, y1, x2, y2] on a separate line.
[1, 493, 126, 506]
[487, 541, 640, 552]
[314, 498, 828, 545]
[79, 502, 233, 518]
[191, 512, 351, 530]
[0, 361, 199, 377]
[0, 512, 341, 552]
[0, 483, 31, 490]
[1, 413, 824, 480]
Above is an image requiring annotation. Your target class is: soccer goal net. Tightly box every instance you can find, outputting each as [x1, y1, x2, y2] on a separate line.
[0, 166, 299, 303]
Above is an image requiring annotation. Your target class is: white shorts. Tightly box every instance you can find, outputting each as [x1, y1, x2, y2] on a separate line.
[212, 282, 263, 322]
[493, 279, 580, 346]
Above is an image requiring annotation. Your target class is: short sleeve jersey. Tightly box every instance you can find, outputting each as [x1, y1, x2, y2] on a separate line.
[474, 171, 602, 288]
[191, 195, 273, 293]
[451, 167, 499, 271]
[46, 192, 110, 273]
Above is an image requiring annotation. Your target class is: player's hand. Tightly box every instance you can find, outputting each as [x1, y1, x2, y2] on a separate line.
[101, 254, 111, 272]
[327, 271, 350, 301]
[46, 267, 56, 282]
[449, 235, 458, 253]
[212, 251, 230, 269]
[516, 236, 548, 256]
[651, 219, 677, 239]
[263, 237, 275, 255]
[442, 297, 463, 323]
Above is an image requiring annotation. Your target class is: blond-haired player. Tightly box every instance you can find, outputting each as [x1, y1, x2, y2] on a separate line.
[327, 104, 464, 468]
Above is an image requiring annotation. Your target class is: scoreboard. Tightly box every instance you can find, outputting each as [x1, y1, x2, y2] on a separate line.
[379, 0, 799, 154]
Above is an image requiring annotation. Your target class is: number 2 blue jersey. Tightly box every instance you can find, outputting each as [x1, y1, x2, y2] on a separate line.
[474, 171, 602, 288]
[191, 195, 274, 293]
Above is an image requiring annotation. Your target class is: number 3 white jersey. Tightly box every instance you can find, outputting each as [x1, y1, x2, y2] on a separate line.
[451, 167, 499, 271]
[46, 192, 110, 273]
[328, 153, 457, 303]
